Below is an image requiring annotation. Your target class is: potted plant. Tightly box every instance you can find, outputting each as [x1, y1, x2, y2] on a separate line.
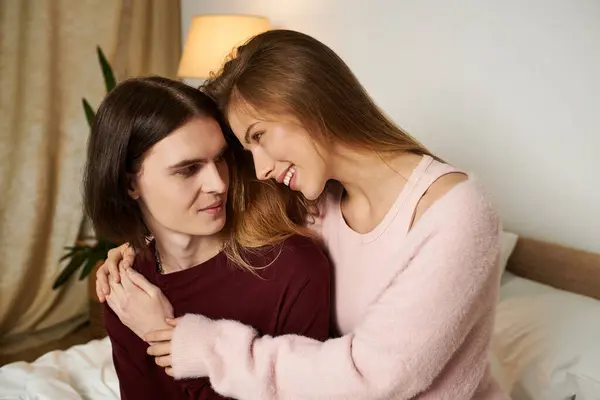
[52, 46, 119, 338]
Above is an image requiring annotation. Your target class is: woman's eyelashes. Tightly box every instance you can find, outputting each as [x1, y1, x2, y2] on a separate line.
[251, 131, 264, 143]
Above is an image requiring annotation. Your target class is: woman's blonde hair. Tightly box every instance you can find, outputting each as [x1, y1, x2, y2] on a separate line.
[224, 141, 318, 270]
[203, 29, 436, 159]
[201, 29, 441, 269]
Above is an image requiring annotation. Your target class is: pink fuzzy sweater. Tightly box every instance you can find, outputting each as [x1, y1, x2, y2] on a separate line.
[170, 155, 509, 399]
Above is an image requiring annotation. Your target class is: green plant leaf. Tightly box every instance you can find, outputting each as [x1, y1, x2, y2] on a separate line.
[52, 251, 88, 289]
[79, 257, 98, 280]
[87, 247, 107, 263]
[59, 246, 89, 262]
[97, 46, 116, 92]
[82, 99, 95, 129]
[62, 245, 82, 253]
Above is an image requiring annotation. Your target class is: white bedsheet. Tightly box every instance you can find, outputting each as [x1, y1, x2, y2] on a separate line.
[0, 337, 118, 400]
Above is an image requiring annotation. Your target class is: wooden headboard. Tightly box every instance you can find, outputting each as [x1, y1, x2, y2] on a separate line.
[506, 237, 600, 301]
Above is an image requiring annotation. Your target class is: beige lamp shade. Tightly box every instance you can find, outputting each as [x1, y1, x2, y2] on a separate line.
[177, 14, 271, 79]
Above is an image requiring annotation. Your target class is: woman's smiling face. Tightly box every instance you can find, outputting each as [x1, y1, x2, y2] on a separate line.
[227, 105, 330, 201]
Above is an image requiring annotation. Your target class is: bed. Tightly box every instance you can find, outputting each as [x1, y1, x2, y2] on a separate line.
[1, 234, 599, 399]
[492, 236, 600, 400]
[0, 336, 118, 399]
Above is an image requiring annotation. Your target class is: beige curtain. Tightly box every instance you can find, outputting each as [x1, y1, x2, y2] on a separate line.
[0, 0, 181, 355]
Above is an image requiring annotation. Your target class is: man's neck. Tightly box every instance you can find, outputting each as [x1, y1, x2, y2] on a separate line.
[151, 231, 224, 274]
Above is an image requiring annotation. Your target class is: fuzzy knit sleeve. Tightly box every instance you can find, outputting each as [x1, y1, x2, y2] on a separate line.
[170, 181, 502, 400]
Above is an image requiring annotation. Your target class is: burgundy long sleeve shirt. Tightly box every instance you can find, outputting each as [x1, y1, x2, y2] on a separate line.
[103, 235, 331, 400]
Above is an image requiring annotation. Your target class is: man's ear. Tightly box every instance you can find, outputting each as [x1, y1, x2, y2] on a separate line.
[127, 174, 140, 200]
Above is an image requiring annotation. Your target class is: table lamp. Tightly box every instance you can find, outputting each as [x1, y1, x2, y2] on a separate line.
[178, 14, 271, 80]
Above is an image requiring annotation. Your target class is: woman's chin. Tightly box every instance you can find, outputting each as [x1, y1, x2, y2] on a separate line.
[299, 183, 326, 201]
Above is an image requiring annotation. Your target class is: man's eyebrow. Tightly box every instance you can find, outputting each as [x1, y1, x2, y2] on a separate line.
[168, 158, 204, 170]
[244, 122, 259, 144]
[168, 144, 228, 169]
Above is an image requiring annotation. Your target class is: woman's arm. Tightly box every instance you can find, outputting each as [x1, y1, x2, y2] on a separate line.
[168, 184, 502, 400]
[173, 246, 332, 382]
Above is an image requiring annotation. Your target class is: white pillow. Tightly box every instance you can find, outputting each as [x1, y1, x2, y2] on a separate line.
[499, 230, 519, 271]
[492, 273, 600, 400]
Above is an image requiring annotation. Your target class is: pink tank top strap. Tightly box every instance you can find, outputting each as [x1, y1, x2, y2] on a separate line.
[399, 155, 464, 234]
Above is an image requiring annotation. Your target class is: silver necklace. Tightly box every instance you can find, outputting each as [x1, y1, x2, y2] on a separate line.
[154, 246, 164, 274]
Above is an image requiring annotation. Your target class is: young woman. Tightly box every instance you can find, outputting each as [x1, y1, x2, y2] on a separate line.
[97, 31, 509, 399]
[85, 76, 331, 400]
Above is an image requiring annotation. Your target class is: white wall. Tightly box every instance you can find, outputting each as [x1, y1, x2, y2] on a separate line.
[181, 0, 600, 253]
